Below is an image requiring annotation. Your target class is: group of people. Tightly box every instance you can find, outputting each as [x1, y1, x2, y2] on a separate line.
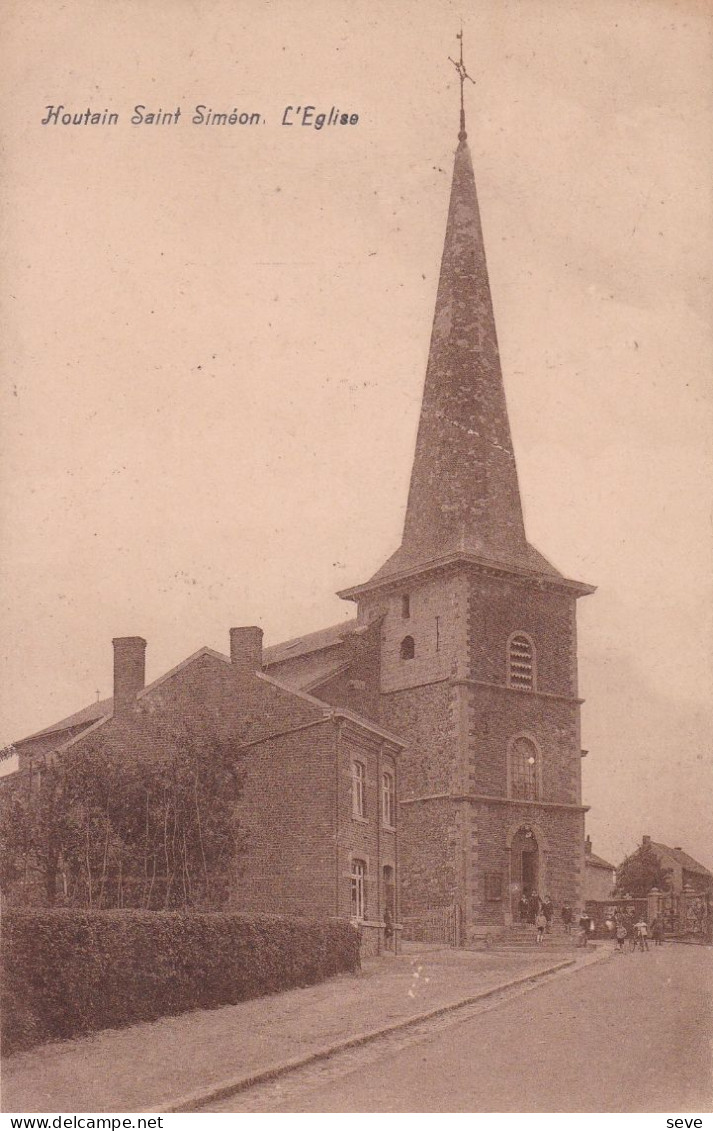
[519, 892, 601, 946]
[610, 913, 664, 952]
[519, 892, 579, 945]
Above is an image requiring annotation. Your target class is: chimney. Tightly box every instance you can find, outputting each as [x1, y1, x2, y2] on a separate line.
[112, 637, 146, 716]
[584, 834, 592, 856]
[642, 835, 651, 846]
[229, 626, 263, 674]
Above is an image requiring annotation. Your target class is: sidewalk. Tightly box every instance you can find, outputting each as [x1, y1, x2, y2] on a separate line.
[3, 944, 608, 1113]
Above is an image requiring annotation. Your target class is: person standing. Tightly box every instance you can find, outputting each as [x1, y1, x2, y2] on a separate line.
[650, 915, 664, 946]
[528, 890, 540, 926]
[519, 893, 529, 923]
[561, 903, 573, 935]
[383, 906, 394, 952]
[535, 910, 547, 945]
[542, 896, 553, 933]
[634, 918, 649, 951]
[615, 920, 627, 952]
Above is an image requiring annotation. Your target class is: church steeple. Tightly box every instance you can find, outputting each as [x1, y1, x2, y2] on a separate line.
[341, 44, 575, 601]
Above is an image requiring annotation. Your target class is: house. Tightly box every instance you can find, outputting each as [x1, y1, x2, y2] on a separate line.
[583, 835, 615, 901]
[631, 836, 713, 898]
[11, 629, 403, 954]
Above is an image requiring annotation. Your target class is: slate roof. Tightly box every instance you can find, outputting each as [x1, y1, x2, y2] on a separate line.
[262, 619, 359, 665]
[338, 127, 593, 600]
[17, 699, 113, 744]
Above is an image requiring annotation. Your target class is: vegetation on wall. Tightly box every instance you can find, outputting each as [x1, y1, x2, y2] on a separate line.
[614, 843, 672, 897]
[0, 718, 244, 909]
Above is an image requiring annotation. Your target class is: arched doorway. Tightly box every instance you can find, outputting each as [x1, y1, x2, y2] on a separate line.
[510, 826, 540, 921]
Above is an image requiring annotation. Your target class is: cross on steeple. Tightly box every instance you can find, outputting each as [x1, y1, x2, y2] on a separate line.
[448, 27, 475, 142]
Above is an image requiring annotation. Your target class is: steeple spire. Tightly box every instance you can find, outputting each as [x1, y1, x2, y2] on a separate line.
[341, 44, 567, 598]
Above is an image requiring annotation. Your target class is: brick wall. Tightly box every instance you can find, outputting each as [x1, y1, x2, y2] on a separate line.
[399, 798, 458, 916]
[468, 572, 577, 698]
[231, 720, 339, 917]
[379, 681, 455, 798]
[469, 800, 585, 924]
[464, 683, 581, 805]
[359, 571, 469, 694]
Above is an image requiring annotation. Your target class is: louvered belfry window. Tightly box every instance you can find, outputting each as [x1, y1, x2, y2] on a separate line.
[509, 634, 534, 690]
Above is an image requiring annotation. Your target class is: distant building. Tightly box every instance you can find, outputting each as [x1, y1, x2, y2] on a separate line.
[583, 835, 615, 901]
[625, 835, 713, 899]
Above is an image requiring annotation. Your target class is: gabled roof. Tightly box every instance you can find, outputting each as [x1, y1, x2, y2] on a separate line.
[13, 638, 401, 760]
[16, 698, 113, 744]
[649, 841, 712, 878]
[586, 852, 616, 871]
[15, 646, 230, 748]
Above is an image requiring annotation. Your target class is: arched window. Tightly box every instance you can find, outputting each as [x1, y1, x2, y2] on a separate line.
[508, 633, 535, 690]
[400, 635, 415, 661]
[509, 736, 539, 801]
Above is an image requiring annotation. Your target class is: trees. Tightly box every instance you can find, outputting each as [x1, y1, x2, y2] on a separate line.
[0, 719, 245, 910]
[615, 842, 672, 897]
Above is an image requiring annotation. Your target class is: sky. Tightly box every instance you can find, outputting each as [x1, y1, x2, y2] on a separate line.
[1, 0, 711, 871]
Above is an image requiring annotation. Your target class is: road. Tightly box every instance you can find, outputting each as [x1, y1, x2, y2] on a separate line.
[203, 945, 712, 1113]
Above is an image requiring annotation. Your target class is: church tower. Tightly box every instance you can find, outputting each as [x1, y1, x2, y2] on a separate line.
[338, 49, 594, 938]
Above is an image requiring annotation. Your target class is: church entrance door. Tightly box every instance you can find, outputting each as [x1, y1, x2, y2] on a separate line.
[510, 827, 540, 921]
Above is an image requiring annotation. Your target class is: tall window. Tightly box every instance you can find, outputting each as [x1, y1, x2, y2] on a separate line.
[400, 635, 415, 661]
[401, 594, 410, 619]
[351, 858, 367, 919]
[382, 770, 396, 828]
[352, 759, 366, 818]
[383, 864, 395, 916]
[510, 736, 539, 801]
[508, 634, 535, 690]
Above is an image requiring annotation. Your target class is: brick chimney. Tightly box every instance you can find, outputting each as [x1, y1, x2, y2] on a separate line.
[643, 835, 651, 846]
[229, 626, 263, 674]
[112, 637, 146, 716]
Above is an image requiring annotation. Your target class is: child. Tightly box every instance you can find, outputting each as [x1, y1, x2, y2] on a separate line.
[634, 918, 649, 951]
[615, 921, 627, 952]
[535, 910, 547, 945]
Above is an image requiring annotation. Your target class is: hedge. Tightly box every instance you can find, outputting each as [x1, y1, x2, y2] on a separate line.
[1, 909, 360, 1054]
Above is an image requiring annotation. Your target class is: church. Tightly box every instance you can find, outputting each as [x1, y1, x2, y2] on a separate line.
[10, 68, 594, 947]
[264, 72, 595, 940]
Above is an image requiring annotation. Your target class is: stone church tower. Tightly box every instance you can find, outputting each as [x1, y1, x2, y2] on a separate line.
[335, 91, 595, 936]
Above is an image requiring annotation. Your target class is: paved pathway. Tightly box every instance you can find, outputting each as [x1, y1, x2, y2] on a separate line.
[3, 944, 584, 1112]
[206, 945, 713, 1113]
